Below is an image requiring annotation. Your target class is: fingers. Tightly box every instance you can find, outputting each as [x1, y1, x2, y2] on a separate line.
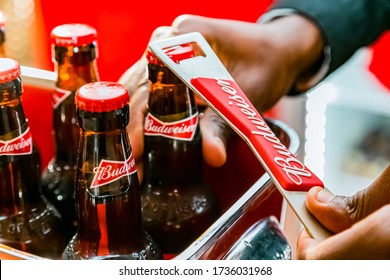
[118, 25, 176, 94]
[126, 82, 149, 160]
[296, 229, 320, 259]
[118, 56, 149, 163]
[149, 26, 177, 42]
[171, 15, 215, 37]
[306, 164, 390, 233]
[298, 205, 390, 259]
[118, 56, 148, 94]
[305, 187, 354, 233]
[360, 163, 390, 212]
[200, 108, 232, 167]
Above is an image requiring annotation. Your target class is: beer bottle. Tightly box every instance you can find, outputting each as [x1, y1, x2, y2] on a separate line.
[41, 23, 100, 241]
[0, 58, 66, 259]
[0, 11, 7, 57]
[62, 82, 162, 260]
[221, 216, 292, 260]
[141, 45, 220, 255]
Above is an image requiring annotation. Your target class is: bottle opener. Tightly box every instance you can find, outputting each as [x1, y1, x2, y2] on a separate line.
[149, 32, 332, 241]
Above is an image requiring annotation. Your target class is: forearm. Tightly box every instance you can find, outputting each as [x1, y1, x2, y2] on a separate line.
[268, 0, 390, 75]
[260, 14, 325, 93]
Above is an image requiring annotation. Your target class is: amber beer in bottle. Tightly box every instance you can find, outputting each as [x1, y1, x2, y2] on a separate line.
[41, 23, 100, 241]
[0, 11, 7, 57]
[0, 58, 66, 258]
[62, 82, 162, 260]
[141, 45, 220, 254]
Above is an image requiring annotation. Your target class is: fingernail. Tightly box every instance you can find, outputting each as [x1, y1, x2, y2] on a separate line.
[213, 135, 224, 147]
[315, 189, 334, 203]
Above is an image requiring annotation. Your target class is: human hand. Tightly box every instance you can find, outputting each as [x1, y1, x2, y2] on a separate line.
[297, 164, 390, 259]
[118, 14, 324, 174]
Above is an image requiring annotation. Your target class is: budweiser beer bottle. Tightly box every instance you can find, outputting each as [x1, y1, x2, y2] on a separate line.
[0, 11, 6, 57]
[0, 58, 66, 258]
[62, 82, 162, 260]
[41, 23, 100, 241]
[141, 45, 220, 255]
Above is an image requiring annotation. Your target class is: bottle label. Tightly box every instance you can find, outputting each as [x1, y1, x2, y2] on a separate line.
[0, 127, 33, 156]
[144, 112, 198, 141]
[90, 153, 137, 189]
[52, 87, 72, 109]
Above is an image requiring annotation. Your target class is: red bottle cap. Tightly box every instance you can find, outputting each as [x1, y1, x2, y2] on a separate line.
[146, 43, 194, 65]
[75, 82, 130, 112]
[51, 23, 97, 47]
[0, 58, 20, 83]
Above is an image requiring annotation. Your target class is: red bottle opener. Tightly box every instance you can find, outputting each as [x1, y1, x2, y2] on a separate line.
[149, 32, 332, 241]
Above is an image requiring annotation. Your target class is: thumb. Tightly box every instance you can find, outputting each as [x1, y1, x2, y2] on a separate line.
[171, 15, 215, 37]
[200, 108, 233, 167]
[306, 164, 390, 233]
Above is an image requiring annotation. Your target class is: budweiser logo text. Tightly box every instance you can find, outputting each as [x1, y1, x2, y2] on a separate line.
[0, 127, 33, 156]
[144, 112, 198, 141]
[217, 79, 312, 185]
[90, 154, 137, 189]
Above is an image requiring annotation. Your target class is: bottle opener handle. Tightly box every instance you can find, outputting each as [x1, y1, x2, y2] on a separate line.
[149, 32, 332, 240]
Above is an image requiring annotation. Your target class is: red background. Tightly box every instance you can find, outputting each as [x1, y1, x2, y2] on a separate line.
[34, 0, 274, 82]
[369, 31, 390, 90]
[32, 0, 390, 93]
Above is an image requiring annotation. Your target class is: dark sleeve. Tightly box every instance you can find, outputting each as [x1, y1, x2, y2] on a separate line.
[267, 0, 390, 74]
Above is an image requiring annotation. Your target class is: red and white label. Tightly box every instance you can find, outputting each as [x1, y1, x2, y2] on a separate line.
[144, 112, 198, 141]
[0, 127, 33, 156]
[52, 87, 72, 109]
[191, 77, 324, 192]
[90, 154, 137, 189]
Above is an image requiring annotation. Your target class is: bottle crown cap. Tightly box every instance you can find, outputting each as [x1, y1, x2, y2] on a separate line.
[146, 43, 194, 65]
[51, 23, 97, 47]
[75, 82, 130, 113]
[0, 58, 20, 83]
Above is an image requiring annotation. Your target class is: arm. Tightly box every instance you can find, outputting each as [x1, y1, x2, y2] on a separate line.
[265, 0, 390, 92]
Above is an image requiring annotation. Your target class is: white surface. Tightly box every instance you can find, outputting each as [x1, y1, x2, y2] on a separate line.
[306, 47, 390, 196]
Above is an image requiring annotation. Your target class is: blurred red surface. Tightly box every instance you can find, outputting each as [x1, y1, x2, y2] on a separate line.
[369, 31, 390, 91]
[35, 0, 274, 82]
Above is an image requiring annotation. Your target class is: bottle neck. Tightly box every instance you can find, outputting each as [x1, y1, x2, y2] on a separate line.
[0, 29, 5, 57]
[52, 44, 100, 163]
[75, 107, 144, 253]
[147, 64, 197, 117]
[144, 63, 203, 184]
[55, 62, 100, 91]
[0, 77, 41, 215]
[0, 78, 27, 136]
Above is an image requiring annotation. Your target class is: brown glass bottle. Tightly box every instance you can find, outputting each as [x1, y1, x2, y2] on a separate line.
[141, 46, 220, 255]
[62, 82, 162, 260]
[0, 11, 7, 57]
[0, 58, 66, 259]
[40, 23, 100, 241]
